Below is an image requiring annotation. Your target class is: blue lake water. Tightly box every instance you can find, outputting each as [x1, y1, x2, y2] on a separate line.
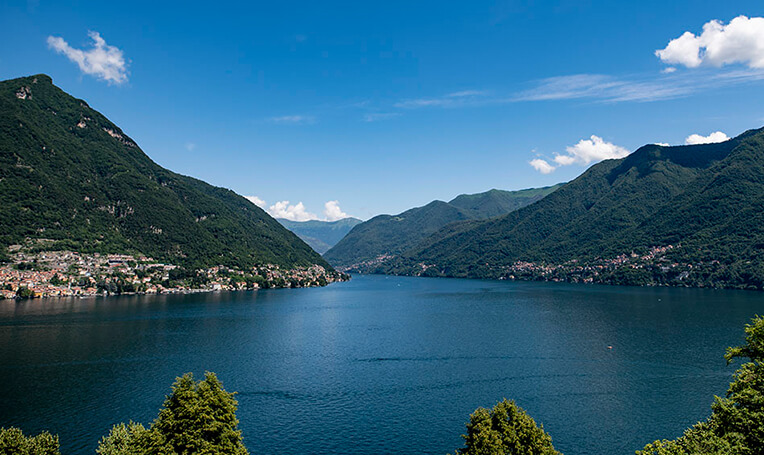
[1, 275, 763, 454]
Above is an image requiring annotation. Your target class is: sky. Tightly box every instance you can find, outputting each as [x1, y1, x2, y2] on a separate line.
[2, 1, 764, 220]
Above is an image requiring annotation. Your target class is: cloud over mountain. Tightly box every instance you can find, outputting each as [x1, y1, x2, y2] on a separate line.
[685, 131, 730, 145]
[247, 196, 352, 222]
[530, 136, 629, 173]
[47, 31, 128, 84]
[324, 201, 349, 221]
[268, 201, 317, 222]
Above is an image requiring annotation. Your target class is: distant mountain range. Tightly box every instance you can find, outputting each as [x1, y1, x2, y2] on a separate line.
[0, 75, 329, 270]
[323, 185, 562, 269]
[373, 128, 764, 290]
[277, 218, 362, 254]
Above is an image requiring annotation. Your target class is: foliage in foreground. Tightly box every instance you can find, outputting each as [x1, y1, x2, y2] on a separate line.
[0, 427, 59, 455]
[637, 315, 764, 454]
[96, 372, 248, 455]
[452, 398, 559, 455]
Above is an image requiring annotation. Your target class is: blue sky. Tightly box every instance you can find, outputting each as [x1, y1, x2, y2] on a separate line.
[2, 1, 764, 220]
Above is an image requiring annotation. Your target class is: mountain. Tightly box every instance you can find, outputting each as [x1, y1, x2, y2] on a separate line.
[323, 185, 562, 269]
[0, 74, 330, 270]
[276, 217, 362, 254]
[448, 187, 563, 218]
[379, 128, 764, 290]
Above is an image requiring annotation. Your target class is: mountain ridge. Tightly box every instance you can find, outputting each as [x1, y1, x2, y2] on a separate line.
[0, 74, 330, 270]
[277, 217, 362, 254]
[376, 127, 764, 289]
[323, 184, 562, 269]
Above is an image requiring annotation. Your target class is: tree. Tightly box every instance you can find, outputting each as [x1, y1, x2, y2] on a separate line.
[638, 315, 764, 454]
[453, 399, 559, 455]
[96, 423, 147, 455]
[0, 427, 60, 455]
[15, 286, 33, 299]
[98, 372, 248, 455]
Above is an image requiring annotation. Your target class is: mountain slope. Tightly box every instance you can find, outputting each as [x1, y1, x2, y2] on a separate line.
[277, 217, 362, 254]
[323, 185, 561, 268]
[383, 128, 764, 289]
[448, 186, 563, 218]
[0, 74, 329, 270]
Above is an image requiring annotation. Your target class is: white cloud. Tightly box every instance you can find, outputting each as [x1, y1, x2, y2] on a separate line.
[655, 142, 670, 146]
[684, 131, 729, 145]
[662, 67, 677, 74]
[268, 115, 315, 125]
[555, 135, 630, 165]
[244, 196, 267, 208]
[249, 197, 354, 221]
[656, 16, 764, 69]
[529, 158, 556, 174]
[363, 112, 401, 122]
[323, 200, 349, 221]
[514, 73, 698, 103]
[394, 90, 488, 109]
[47, 31, 128, 84]
[185, 142, 196, 152]
[529, 135, 630, 173]
[447, 90, 488, 98]
[268, 201, 318, 221]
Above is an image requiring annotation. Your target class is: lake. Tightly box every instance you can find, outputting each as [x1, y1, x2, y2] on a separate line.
[1, 275, 763, 454]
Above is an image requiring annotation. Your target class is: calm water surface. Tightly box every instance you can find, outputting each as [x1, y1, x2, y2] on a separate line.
[1, 275, 763, 454]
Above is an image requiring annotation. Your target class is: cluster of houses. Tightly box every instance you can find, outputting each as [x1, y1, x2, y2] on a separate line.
[0, 249, 345, 300]
[501, 245, 686, 283]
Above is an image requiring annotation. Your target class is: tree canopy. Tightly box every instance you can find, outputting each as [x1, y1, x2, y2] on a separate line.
[453, 399, 559, 455]
[0, 427, 59, 455]
[97, 372, 248, 455]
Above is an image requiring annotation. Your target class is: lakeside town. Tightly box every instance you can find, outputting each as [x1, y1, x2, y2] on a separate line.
[0, 247, 347, 300]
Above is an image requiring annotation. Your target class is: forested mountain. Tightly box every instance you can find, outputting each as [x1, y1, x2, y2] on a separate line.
[0, 74, 329, 270]
[379, 128, 764, 289]
[277, 217, 362, 254]
[323, 185, 561, 268]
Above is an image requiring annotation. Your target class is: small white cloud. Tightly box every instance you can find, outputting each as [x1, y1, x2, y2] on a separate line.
[554, 135, 630, 166]
[268, 115, 315, 125]
[529, 158, 556, 174]
[684, 131, 729, 145]
[394, 90, 488, 109]
[529, 136, 629, 173]
[47, 31, 128, 84]
[446, 90, 488, 98]
[323, 200, 349, 221]
[655, 142, 670, 146]
[245, 196, 267, 208]
[661, 67, 677, 74]
[268, 201, 318, 221]
[363, 113, 401, 122]
[656, 16, 764, 69]
[185, 142, 196, 152]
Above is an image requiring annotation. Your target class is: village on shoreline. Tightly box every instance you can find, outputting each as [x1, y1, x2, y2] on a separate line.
[0, 247, 348, 300]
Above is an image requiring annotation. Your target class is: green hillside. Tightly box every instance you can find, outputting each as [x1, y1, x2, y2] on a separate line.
[381, 128, 764, 289]
[0, 74, 329, 270]
[323, 185, 561, 269]
[277, 217, 362, 254]
[449, 185, 563, 218]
